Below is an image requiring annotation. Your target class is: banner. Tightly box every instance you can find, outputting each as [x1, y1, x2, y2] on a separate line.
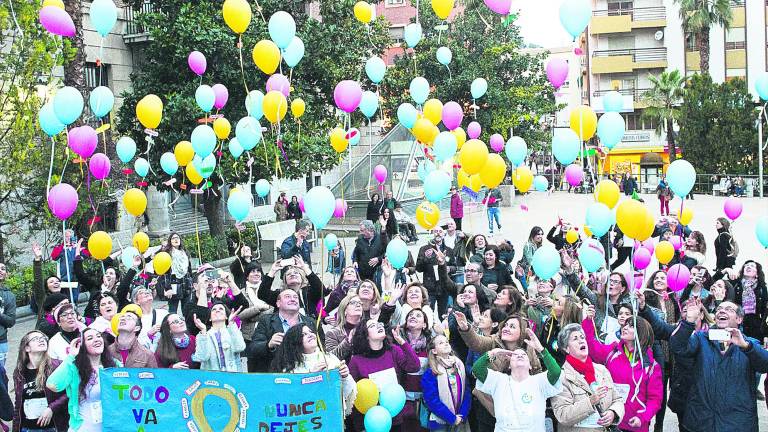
[101, 368, 343, 432]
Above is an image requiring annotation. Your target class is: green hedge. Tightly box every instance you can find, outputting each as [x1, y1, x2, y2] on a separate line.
[180, 223, 264, 263]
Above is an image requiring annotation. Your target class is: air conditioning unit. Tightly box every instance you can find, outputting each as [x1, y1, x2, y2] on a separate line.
[654, 31, 664, 41]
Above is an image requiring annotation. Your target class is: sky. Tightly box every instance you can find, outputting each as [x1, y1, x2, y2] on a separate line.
[514, 4, 574, 48]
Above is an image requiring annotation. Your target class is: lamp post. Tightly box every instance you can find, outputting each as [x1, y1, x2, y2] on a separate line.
[759, 103, 766, 198]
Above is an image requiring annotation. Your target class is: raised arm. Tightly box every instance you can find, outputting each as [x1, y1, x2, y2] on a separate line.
[581, 317, 612, 365]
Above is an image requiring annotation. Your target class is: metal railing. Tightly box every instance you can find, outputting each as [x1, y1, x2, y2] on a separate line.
[692, 174, 765, 196]
[725, 41, 746, 50]
[593, 87, 651, 99]
[593, 47, 667, 63]
[593, 6, 666, 21]
[124, 1, 154, 36]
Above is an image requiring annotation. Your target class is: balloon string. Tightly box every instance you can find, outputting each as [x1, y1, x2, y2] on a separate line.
[366, 26, 378, 51]
[61, 130, 70, 181]
[46, 137, 56, 199]
[238, 36, 250, 95]
[61, 220, 74, 304]
[194, 194, 202, 261]
[445, 64, 452, 81]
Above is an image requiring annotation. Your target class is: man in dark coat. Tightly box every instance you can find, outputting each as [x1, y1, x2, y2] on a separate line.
[352, 220, 386, 280]
[416, 226, 456, 317]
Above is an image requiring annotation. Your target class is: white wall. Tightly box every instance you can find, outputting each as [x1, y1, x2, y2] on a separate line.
[746, 0, 767, 100]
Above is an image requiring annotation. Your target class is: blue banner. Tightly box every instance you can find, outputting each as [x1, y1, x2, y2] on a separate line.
[100, 368, 343, 432]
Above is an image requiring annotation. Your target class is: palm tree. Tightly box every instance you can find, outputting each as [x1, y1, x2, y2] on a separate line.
[675, 0, 732, 74]
[642, 70, 686, 161]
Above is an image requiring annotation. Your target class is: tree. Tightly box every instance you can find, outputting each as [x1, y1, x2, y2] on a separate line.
[63, 0, 85, 89]
[676, 0, 732, 74]
[641, 70, 685, 162]
[677, 74, 760, 174]
[117, 0, 390, 236]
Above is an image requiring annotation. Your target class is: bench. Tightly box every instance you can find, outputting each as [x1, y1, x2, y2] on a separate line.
[712, 179, 728, 196]
[257, 219, 297, 263]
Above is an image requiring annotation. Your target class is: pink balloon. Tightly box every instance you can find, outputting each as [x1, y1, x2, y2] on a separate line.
[373, 164, 388, 184]
[39, 6, 75, 37]
[266, 74, 290, 98]
[298, 197, 305, 213]
[723, 197, 743, 220]
[483, 0, 512, 14]
[546, 58, 568, 89]
[489, 134, 504, 152]
[333, 198, 348, 218]
[467, 122, 481, 139]
[211, 84, 229, 110]
[564, 164, 584, 186]
[88, 153, 111, 180]
[625, 270, 644, 291]
[670, 235, 683, 251]
[187, 51, 207, 76]
[667, 264, 691, 292]
[633, 248, 652, 270]
[441, 101, 463, 130]
[334, 80, 363, 113]
[68, 126, 98, 158]
[47, 183, 78, 220]
[634, 239, 655, 256]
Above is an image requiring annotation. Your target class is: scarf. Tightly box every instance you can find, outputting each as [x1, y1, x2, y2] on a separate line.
[741, 278, 758, 315]
[434, 356, 466, 423]
[566, 354, 596, 385]
[170, 249, 189, 279]
[173, 333, 191, 349]
[407, 333, 428, 352]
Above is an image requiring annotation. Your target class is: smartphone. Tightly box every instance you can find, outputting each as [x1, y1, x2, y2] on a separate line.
[280, 258, 295, 267]
[708, 329, 730, 341]
[204, 269, 218, 279]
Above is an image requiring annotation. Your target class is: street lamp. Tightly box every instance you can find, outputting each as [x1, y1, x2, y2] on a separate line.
[758, 103, 767, 198]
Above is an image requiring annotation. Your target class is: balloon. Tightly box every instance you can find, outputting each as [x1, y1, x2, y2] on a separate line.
[441, 101, 463, 130]
[353, 1, 373, 24]
[404, 22, 422, 48]
[133, 157, 149, 178]
[262, 90, 288, 124]
[483, 0, 512, 14]
[67, 126, 98, 158]
[655, 241, 674, 264]
[255, 179, 270, 198]
[47, 183, 78, 220]
[670, 235, 683, 251]
[467, 121, 481, 139]
[334, 80, 363, 113]
[123, 188, 147, 216]
[679, 207, 693, 226]
[633, 248, 652, 270]
[158, 152, 178, 176]
[595, 180, 620, 208]
[471, 78, 488, 99]
[566, 229, 579, 244]
[39, 6, 75, 37]
[409, 77, 430, 105]
[116, 137, 136, 164]
[120, 247, 140, 269]
[559, 0, 592, 39]
[412, 118, 435, 143]
[324, 234, 339, 252]
[452, 127, 467, 149]
[578, 239, 605, 273]
[90, 0, 117, 37]
[212, 84, 229, 110]
[432, 0, 454, 19]
[185, 164, 203, 185]
[534, 175, 549, 192]
[333, 198, 348, 218]
[304, 186, 335, 229]
[136, 94, 163, 129]
[190, 125, 215, 157]
[283, 37, 305, 68]
[458, 139, 489, 175]
[479, 154, 507, 189]
[330, 127, 349, 153]
[43, 0, 65, 8]
[666, 159, 696, 197]
[373, 164, 388, 183]
[346, 128, 361, 147]
[603, 90, 623, 112]
[222, 0, 251, 34]
[756, 216, 768, 248]
[667, 264, 691, 292]
[415, 201, 440, 229]
[245, 90, 265, 119]
[436, 46, 452, 65]
[268, 11, 296, 49]
[365, 56, 386, 84]
[364, 406, 392, 432]
[512, 166, 533, 193]
[89, 86, 114, 118]
[38, 103, 65, 136]
[532, 245, 561, 280]
[424, 170, 451, 202]
[187, 51, 207, 76]
[418, 159, 436, 181]
[756, 72, 768, 101]
[545, 58, 568, 89]
[194, 85, 215, 112]
[489, 134, 504, 153]
[227, 189, 251, 222]
[586, 203, 614, 237]
[565, 164, 584, 187]
[266, 74, 291, 98]
[386, 238, 409, 269]
[423, 99, 443, 126]
[89, 153, 111, 180]
[174, 141, 194, 167]
[597, 112, 625, 149]
[569, 105, 597, 140]
[132, 232, 149, 253]
[616, 199, 646, 240]
[228, 138, 244, 159]
[53, 86, 83, 125]
[468, 173, 483, 192]
[397, 103, 418, 128]
[724, 197, 743, 220]
[252, 40, 281, 74]
[552, 129, 580, 164]
[192, 154, 216, 179]
[505, 136, 527, 166]
[635, 239, 655, 256]
[379, 384, 407, 417]
[288, 99, 306, 120]
[213, 117, 231, 140]
[88, 231, 112, 260]
[359, 91, 379, 118]
[235, 116, 262, 151]
[153, 252, 172, 276]
[433, 132, 458, 162]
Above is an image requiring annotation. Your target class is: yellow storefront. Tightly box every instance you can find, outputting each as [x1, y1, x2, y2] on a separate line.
[599, 146, 670, 192]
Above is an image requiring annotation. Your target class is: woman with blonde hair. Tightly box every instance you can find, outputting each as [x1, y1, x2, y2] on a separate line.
[421, 335, 472, 431]
[325, 293, 365, 362]
[454, 312, 541, 373]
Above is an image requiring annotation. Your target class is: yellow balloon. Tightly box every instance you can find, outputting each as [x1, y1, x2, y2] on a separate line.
[42, 0, 65, 9]
[252, 40, 281, 75]
[615, 199, 645, 239]
[569, 105, 598, 141]
[512, 166, 533, 193]
[330, 127, 348, 153]
[468, 174, 483, 192]
[655, 240, 674, 264]
[457, 169, 470, 190]
[291, 98, 306, 119]
[213, 117, 231, 140]
[153, 251, 172, 276]
[636, 210, 655, 241]
[123, 188, 147, 217]
[354, 378, 379, 414]
[680, 207, 693, 226]
[479, 154, 507, 189]
[136, 94, 163, 129]
[412, 118, 434, 143]
[415, 201, 441, 229]
[583, 225, 593, 237]
[594, 179, 620, 209]
[452, 127, 466, 149]
[186, 164, 203, 185]
[262, 90, 288, 124]
[174, 141, 194, 167]
[566, 229, 579, 244]
[431, 0, 454, 19]
[87, 231, 112, 260]
[222, 0, 251, 34]
[425, 125, 440, 146]
[353, 1, 373, 24]
[132, 232, 150, 253]
[423, 99, 443, 126]
[458, 139, 489, 175]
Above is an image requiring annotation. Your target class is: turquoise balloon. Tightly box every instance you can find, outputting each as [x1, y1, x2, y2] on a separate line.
[471, 78, 488, 99]
[379, 384, 406, 416]
[532, 245, 561, 280]
[38, 103, 65, 136]
[235, 116, 262, 151]
[120, 246, 140, 269]
[359, 91, 379, 118]
[409, 77, 430, 105]
[324, 233, 339, 252]
[404, 23, 422, 48]
[418, 159, 436, 181]
[133, 157, 149, 177]
[578, 239, 605, 273]
[195, 85, 215, 112]
[424, 170, 451, 202]
[364, 406, 392, 432]
[89, 0, 117, 37]
[255, 179, 270, 197]
[504, 136, 527, 166]
[597, 112, 625, 149]
[193, 154, 217, 179]
[283, 36, 305, 68]
[534, 175, 549, 192]
[53, 86, 84, 125]
[245, 90, 264, 119]
[559, 0, 592, 39]
[159, 152, 178, 175]
[89, 86, 114, 118]
[229, 137, 244, 159]
[436, 46, 452, 65]
[365, 56, 386, 84]
[268, 11, 296, 49]
[666, 159, 696, 197]
[586, 202, 614, 237]
[397, 103, 418, 128]
[191, 124, 216, 157]
[433, 132, 457, 162]
[304, 186, 335, 229]
[227, 191, 251, 222]
[385, 238, 408, 269]
[602, 91, 623, 112]
[552, 129, 580, 164]
[347, 128, 361, 146]
[755, 72, 768, 101]
[116, 136, 136, 163]
[756, 216, 768, 248]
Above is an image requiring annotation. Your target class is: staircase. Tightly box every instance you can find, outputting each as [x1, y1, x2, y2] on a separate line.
[167, 195, 211, 236]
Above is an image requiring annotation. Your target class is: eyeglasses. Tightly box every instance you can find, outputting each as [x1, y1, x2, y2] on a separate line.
[28, 335, 48, 344]
[465, 269, 480, 273]
[509, 352, 529, 360]
[59, 311, 76, 319]
[716, 305, 738, 313]
[609, 279, 622, 284]
[348, 300, 363, 306]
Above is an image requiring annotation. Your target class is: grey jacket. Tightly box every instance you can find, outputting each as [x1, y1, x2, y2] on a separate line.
[0, 286, 16, 342]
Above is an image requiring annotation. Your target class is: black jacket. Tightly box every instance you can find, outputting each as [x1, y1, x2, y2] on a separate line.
[547, 226, 567, 251]
[713, 229, 736, 271]
[74, 257, 131, 319]
[415, 243, 456, 296]
[258, 271, 325, 318]
[366, 200, 383, 221]
[352, 234, 386, 280]
[183, 291, 249, 336]
[246, 312, 324, 372]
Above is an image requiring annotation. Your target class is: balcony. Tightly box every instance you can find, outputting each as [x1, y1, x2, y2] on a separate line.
[592, 88, 652, 111]
[123, 1, 154, 44]
[591, 47, 667, 74]
[590, 7, 666, 34]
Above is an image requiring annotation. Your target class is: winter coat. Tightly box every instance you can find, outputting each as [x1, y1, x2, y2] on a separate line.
[192, 323, 246, 372]
[713, 229, 736, 271]
[247, 312, 323, 372]
[551, 361, 625, 432]
[416, 243, 456, 297]
[325, 325, 354, 362]
[421, 366, 472, 429]
[238, 283, 273, 341]
[274, 200, 289, 221]
[287, 202, 302, 220]
[0, 284, 16, 343]
[107, 338, 158, 368]
[732, 277, 768, 340]
[280, 234, 312, 264]
[450, 193, 464, 218]
[366, 200, 383, 221]
[352, 233, 386, 280]
[12, 359, 69, 432]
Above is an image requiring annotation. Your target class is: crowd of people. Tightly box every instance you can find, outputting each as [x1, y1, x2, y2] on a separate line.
[0, 190, 766, 432]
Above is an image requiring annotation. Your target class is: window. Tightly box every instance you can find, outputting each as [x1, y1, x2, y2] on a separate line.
[389, 26, 404, 44]
[607, 1, 633, 15]
[726, 68, 746, 80]
[386, 0, 406, 5]
[623, 112, 658, 130]
[85, 62, 109, 90]
[685, 33, 697, 52]
[314, 175, 321, 187]
[725, 28, 745, 50]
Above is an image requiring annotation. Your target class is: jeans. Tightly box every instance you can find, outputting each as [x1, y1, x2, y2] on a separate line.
[167, 298, 180, 314]
[21, 428, 57, 432]
[487, 207, 501, 232]
[430, 293, 449, 319]
[0, 342, 7, 367]
[659, 197, 670, 216]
